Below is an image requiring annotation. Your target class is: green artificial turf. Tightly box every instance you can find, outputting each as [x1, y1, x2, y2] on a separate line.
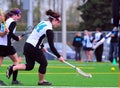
[0, 59, 119, 87]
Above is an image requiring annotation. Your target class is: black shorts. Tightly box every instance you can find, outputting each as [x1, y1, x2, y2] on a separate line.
[24, 43, 48, 74]
[23, 43, 47, 65]
[83, 47, 93, 51]
[85, 47, 93, 51]
[0, 45, 16, 57]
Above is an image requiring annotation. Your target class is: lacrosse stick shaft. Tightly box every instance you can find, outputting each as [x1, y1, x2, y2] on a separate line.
[93, 27, 117, 49]
[93, 38, 105, 49]
[63, 60, 76, 69]
[21, 32, 31, 37]
[12, 26, 33, 43]
[46, 51, 92, 78]
[46, 51, 76, 68]
[20, 26, 33, 37]
[46, 51, 57, 58]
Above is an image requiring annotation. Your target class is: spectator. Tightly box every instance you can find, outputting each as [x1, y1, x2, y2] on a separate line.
[93, 27, 104, 62]
[112, 0, 120, 69]
[83, 30, 93, 62]
[109, 28, 119, 62]
[72, 32, 83, 61]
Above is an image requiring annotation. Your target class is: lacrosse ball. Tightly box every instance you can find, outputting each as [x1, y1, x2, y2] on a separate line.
[111, 67, 115, 71]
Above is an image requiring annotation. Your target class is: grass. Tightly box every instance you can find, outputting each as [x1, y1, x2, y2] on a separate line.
[0, 59, 119, 87]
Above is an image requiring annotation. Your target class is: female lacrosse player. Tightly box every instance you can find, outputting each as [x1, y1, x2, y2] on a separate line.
[0, 11, 9, 86]
[0, 8, 22, 85]
[6, 9, 65, 86]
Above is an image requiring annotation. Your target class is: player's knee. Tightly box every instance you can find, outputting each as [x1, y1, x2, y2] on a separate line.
[25, 64, 34, 71]
[39, 62, 48, 74]
[44, 61, 48, 67]
[40, 61, 48, 69]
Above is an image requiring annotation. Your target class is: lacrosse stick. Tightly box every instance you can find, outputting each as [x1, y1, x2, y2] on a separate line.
[20, 26, 33, 37]
[12, 26, 33, 43]
[46, 51, 92, 78]
[93, 27, 118, 49]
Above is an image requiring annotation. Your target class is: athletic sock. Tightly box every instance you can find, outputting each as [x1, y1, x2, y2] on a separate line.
[12, 70, 18, 81]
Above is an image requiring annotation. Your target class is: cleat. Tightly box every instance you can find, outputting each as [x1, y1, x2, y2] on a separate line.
[0, 80, 7, 86]
[12, 80, 23, 85]
[6, 66, 13, 79]
[38, 81, 52, 86]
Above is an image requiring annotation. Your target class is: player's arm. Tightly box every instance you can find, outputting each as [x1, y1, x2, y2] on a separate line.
[0, 31, 8, 37]
[46, 30, 61, 58]
[8, 22, 19, 41]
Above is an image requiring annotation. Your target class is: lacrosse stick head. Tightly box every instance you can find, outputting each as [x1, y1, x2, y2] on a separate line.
[21, 26, 33, 37]
[26, 26, 33, 32]
[76, 67, 92, 78]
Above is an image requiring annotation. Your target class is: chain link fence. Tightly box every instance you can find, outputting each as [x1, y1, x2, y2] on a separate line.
[14, 31, 110, 62]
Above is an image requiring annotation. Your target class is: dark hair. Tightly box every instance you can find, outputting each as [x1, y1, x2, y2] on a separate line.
[10, 8, 21, 15]
[4, 8, 21, 21]
[96, 27, 102, 32]
[46, 9, 60, 21]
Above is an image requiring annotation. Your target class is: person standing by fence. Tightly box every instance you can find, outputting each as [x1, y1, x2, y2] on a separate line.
[72, 32, 83, 62]
[83, 30, 93, 62]
[93, 27, 104, 62]
[112, 0, 120, 66]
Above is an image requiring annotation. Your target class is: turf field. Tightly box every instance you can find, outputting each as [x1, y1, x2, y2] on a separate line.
[0, 58, 119, 88]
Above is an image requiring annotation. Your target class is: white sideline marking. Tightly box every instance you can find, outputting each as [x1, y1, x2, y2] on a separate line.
[0, 72, 119, 75]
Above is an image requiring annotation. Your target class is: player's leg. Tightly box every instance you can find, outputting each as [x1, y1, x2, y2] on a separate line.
[109, 43, 114, 62]
[9, 53, 22, 85]
[0, 56, 3, 66]
[0, 57, 7, 86]
[34, 50, 52, 85]
[113, 43, 118, 61]
[118, 26, 120, 69]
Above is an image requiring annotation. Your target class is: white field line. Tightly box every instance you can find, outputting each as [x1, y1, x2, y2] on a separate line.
[0, 72, 119, 75]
